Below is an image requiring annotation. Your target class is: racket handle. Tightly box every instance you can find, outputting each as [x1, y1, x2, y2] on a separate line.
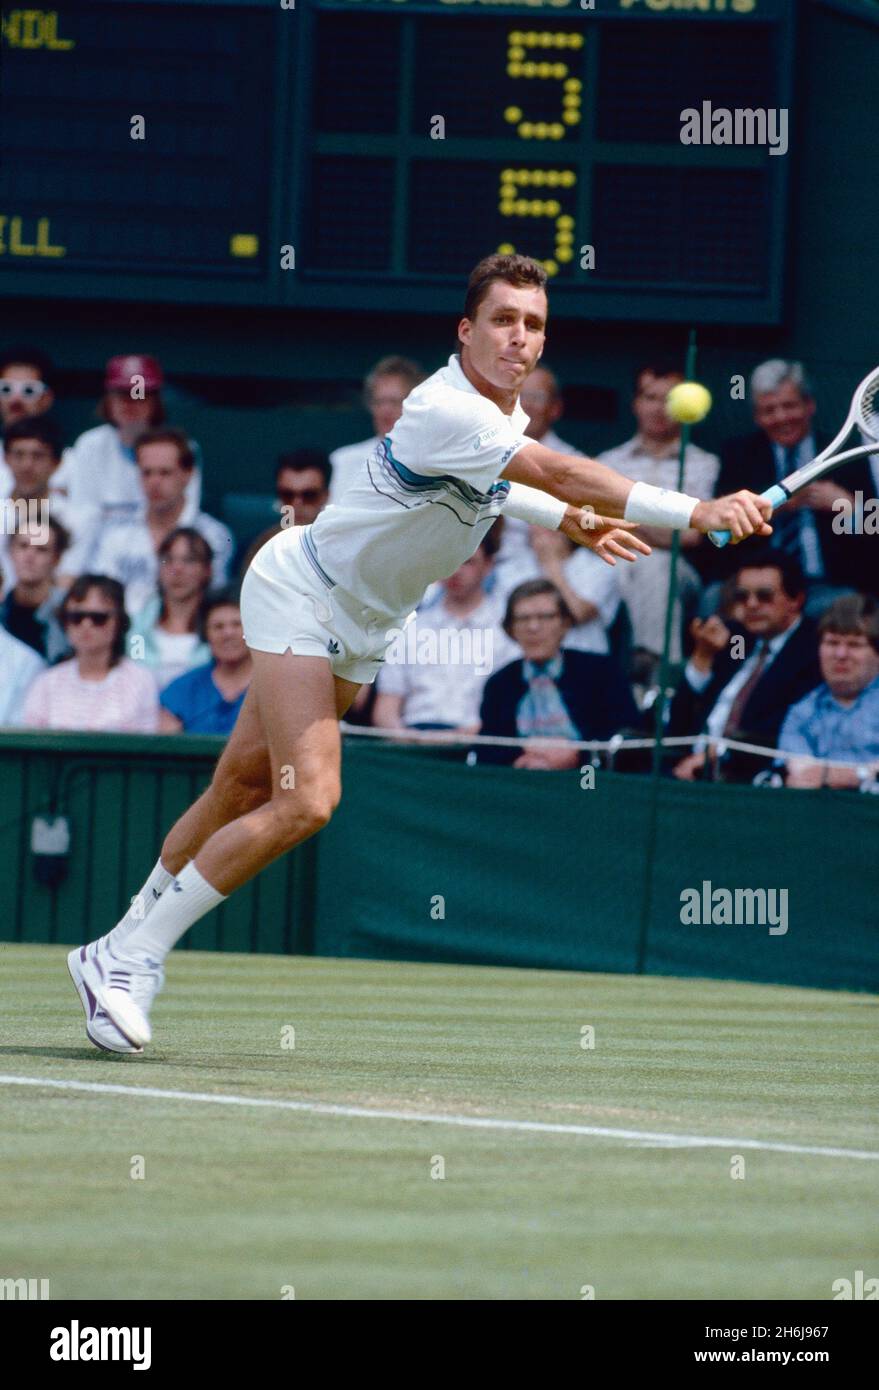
[708, 484, 789, 548]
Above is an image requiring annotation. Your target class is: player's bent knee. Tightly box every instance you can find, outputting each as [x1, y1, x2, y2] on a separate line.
[270, 783, 341, 846]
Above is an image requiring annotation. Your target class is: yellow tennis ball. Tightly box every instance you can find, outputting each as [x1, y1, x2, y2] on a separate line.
[665, 381, 712, 424]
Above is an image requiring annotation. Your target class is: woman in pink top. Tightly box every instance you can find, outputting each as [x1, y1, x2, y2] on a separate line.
[22, 575, 159, 732]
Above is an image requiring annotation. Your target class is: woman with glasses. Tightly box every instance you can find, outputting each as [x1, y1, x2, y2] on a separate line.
[127, 528, 213, 691]
[477, 579, 638, 768]
[21, 575, 159, 732]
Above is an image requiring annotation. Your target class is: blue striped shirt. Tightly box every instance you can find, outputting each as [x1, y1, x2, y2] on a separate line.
[778, 675, 879, 763]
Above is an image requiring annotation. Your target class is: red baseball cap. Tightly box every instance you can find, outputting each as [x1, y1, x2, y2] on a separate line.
[104, 354, 164, 392]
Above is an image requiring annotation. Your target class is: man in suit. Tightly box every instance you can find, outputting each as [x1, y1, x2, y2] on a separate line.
[670, 551, 821, 780]
[707, 359, 875, 600]
[478, 577, 638, 767]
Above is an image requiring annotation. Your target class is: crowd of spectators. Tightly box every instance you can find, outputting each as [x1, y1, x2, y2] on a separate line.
[1, 342, 877, 789]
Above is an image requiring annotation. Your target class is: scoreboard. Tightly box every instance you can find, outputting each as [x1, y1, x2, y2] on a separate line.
[0, 0, 794, 321]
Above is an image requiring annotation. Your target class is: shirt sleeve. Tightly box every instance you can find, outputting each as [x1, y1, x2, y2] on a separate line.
[210, 523, 235, 586]
[56, 434, 99, 511]
[92, 527, 125, 581]
[159, 672, 189, 720]
[777, 696, 815, 756]
[684, 659, 713, 693]
[129, 665, 160, 733]
[54, 501, 102, 577]
[685, 449, 721, 500]
[20, 666, 50, 727]
[390, 390, 529, 492]
[375, 660, 411, 698]
[565, 551, 620, 627]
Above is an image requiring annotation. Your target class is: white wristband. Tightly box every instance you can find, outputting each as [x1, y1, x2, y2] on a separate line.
[503, 480, 566, 530]
[623, 480, 699, 529]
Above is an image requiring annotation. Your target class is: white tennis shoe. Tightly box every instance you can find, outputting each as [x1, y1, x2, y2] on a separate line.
[67, 943, 144, 1055]
[68, 941, 164, 1051]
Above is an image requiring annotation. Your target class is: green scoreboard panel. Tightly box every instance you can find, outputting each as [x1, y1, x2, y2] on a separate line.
[0, 0, 794, 322]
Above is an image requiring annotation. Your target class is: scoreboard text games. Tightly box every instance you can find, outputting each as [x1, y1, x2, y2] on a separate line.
[0, 0, 792, 321]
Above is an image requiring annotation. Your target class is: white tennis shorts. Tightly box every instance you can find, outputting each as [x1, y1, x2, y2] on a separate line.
[240, 525, 415, 684]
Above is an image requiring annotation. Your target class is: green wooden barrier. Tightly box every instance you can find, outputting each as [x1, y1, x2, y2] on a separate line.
[0, 733, 316, 956]
[1, 733, 876, 992]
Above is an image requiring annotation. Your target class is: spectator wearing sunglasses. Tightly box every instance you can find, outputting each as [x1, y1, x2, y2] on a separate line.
[1, 418, 103, 592]
[21, 575, 159, 732]
[670, 551, 821, 779]
[94, 427, 232, 615]
[53, 354, 203, 527]
[0, 344, 60, 473]
[237, 449, 332, 578]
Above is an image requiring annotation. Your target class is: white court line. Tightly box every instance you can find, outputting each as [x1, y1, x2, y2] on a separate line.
[2, 1074, 877, 1161]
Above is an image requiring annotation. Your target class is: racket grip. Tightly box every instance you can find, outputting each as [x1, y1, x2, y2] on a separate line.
[708, 484, 789, 549]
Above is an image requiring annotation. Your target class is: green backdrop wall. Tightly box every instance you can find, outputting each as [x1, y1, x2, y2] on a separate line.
[1, 733, 876, 993]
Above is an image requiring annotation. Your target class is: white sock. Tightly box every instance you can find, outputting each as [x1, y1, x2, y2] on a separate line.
[102, 857, 175, 951]
[119, 862, 227, 965]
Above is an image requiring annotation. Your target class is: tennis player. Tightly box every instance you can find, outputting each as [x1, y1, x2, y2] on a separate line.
[69, 253, 773, 1052]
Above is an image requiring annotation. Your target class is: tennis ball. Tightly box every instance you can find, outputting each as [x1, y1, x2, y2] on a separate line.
[666, 381, 712, 424]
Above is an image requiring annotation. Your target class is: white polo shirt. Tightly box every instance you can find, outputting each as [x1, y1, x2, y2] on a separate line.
[304, 354, 531, 620]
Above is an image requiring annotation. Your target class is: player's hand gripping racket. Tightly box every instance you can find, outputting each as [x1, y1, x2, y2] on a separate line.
[708, 366, 879, 548]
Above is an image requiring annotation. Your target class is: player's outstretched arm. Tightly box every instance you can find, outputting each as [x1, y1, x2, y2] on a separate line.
[503, 441, 774, 543]
[503, 440, 635, 517]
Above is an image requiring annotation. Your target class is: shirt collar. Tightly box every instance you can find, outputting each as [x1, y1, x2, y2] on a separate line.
[632, 432, 680, 460]
[772, 434, 815, 464]
[760, 616, 802, 656]
[523, 652, 564, 682]
[819, 671, 879, 711]
[448, 353, 529, 430]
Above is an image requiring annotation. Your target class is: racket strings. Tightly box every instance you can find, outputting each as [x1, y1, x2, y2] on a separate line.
[857, 372, 879, 441]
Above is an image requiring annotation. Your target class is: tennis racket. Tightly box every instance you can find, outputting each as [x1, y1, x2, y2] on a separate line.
[708, 365, 879, 548]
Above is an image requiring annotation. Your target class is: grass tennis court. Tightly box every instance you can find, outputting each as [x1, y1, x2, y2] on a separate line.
[2, 944, 876, 1301]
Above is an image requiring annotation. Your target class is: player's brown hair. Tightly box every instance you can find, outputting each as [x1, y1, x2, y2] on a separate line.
[463, 254, 548, 322]
[819, 594, 879, 655]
